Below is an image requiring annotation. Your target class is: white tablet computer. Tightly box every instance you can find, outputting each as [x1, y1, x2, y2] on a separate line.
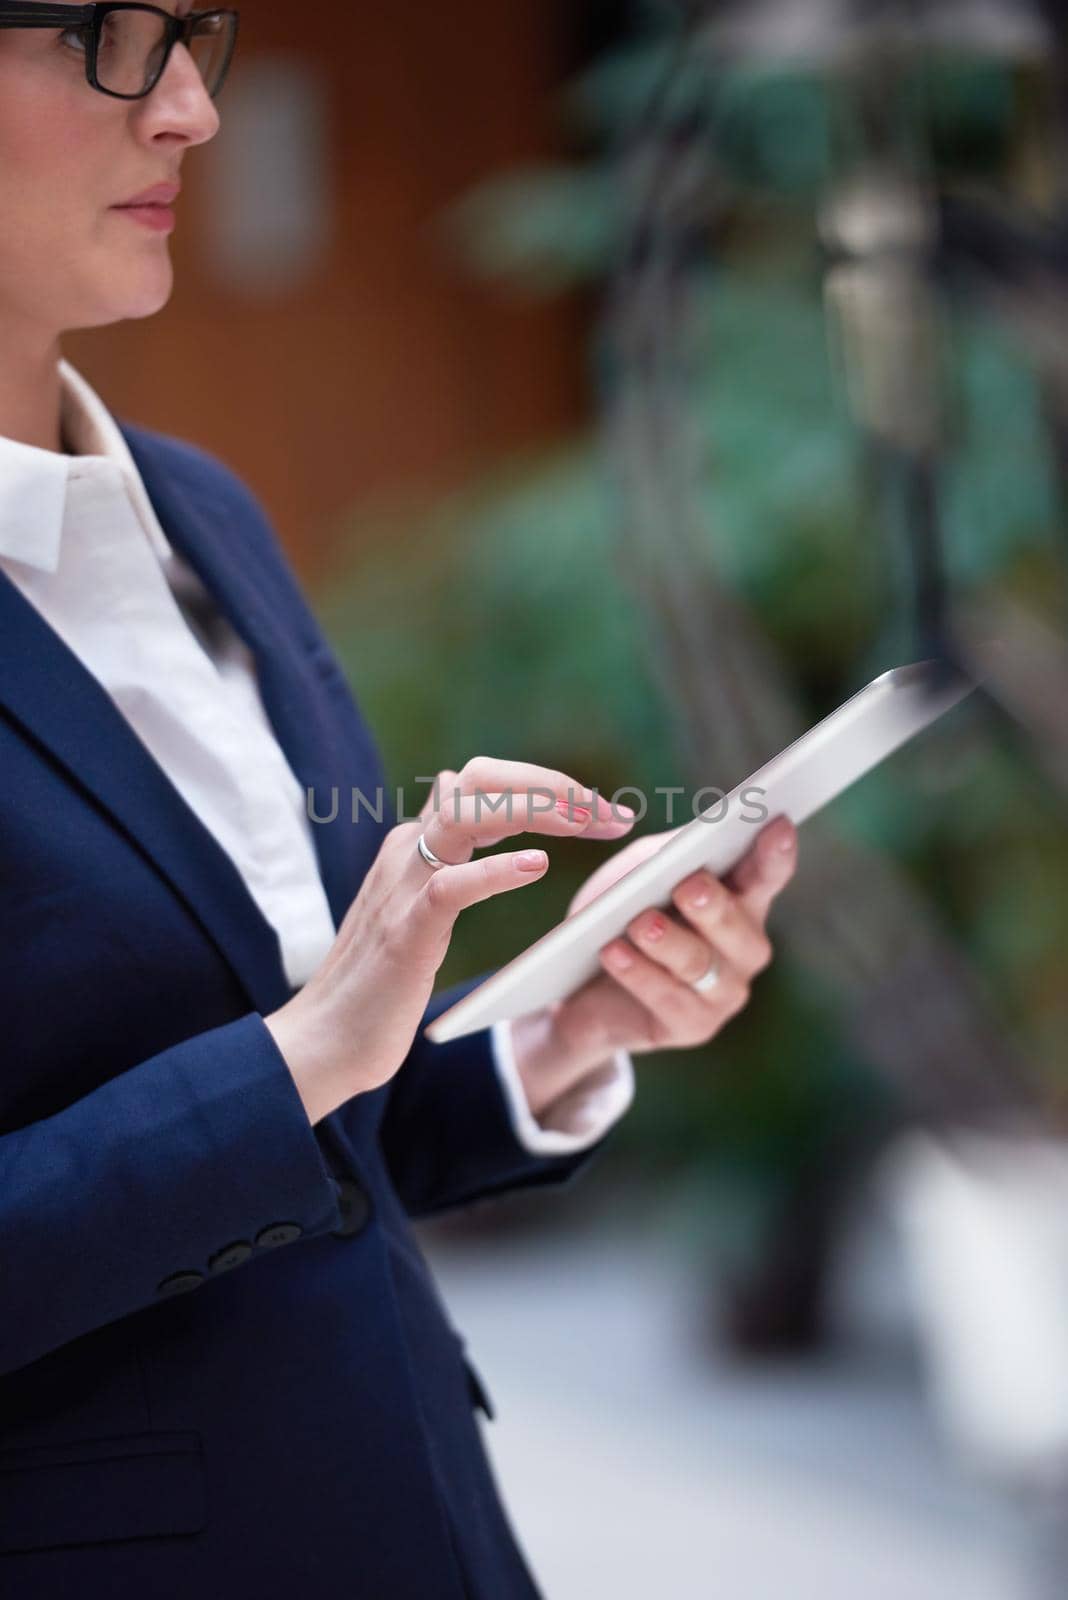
[425, 659, 975, 1043]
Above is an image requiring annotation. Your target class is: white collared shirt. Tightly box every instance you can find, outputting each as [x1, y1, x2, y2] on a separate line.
[0, 360, 634, 1153]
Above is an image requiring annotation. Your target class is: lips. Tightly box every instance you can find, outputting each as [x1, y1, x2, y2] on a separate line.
[113, 180, 181, 209]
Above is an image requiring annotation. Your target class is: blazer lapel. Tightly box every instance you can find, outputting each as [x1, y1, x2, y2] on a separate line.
[0, 429, 361, 1019]
[0, 570, 292, 1016]
[120, 426, 375, 931]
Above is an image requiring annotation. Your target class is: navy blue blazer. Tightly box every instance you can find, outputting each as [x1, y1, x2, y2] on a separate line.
[0, 425, 603, 1597]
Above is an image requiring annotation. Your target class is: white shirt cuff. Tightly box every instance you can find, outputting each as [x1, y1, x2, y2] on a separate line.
[489, 1018, 635, 1156]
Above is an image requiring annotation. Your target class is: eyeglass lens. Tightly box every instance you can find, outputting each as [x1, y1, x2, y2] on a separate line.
[94, 8, 231, 98]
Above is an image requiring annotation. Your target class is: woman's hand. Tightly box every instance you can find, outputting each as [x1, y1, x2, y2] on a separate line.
[264, 758, 635, 1124]
[508, 815, 799, 1117]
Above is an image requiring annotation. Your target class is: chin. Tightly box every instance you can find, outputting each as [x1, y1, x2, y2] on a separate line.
[90, 265, 175, 327]
[124, 284, 174, 321]
[127, 256, 175, 316]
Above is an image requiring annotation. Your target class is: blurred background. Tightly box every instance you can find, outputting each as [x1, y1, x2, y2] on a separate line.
[70, 1, 1068, 1595]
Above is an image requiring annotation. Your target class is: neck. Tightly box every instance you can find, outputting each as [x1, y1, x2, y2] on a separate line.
[0, 331, 65, 453]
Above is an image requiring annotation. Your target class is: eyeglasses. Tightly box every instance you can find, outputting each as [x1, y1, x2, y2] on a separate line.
[0, 3, 239, 101]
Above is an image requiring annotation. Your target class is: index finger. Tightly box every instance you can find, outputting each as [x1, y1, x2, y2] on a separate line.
[450, 758, 635, 831]
[724, 815, 797, 926]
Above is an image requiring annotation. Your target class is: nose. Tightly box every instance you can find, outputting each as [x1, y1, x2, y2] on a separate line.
[131, 40, 220, 148]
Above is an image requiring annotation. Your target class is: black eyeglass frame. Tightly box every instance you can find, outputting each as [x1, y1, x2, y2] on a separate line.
[0, 2, 239, 100]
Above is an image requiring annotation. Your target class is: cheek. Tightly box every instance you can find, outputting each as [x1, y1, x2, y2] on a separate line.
[0, 83, 96, 213]
[0, 79, 113, 283]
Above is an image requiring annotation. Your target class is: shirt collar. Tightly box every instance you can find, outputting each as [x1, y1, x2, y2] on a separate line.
[0, 359, 173, 574]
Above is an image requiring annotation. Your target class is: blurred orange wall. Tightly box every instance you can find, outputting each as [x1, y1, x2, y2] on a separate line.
[65, 0, 585, 579]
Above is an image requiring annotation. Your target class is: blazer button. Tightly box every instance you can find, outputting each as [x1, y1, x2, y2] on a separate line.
[156, 1271, 204, 1297]
[331, 1179, 372, 1239]
[209, 1240, 253, 1274]
[254, 1222, 303, 1249]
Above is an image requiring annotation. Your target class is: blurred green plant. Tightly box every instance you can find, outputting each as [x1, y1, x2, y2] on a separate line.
[314, 16, 1068, 1222]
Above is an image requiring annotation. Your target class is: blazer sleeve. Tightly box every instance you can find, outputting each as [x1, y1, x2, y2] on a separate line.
[376, 975, 611, 1219]
[0, 1012, 346, 1378]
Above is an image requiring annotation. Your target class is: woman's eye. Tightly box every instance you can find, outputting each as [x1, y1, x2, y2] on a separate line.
[57, 25, 90, 53]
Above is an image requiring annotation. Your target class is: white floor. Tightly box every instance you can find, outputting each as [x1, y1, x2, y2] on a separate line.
[420, 1202, 1043, 1600]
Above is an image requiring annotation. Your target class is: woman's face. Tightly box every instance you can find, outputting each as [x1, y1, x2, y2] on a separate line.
[0, 1, 220, 341]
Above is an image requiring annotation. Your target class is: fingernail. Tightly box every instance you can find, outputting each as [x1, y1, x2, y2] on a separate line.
[614, 803, 636, 819]
[778, 828, 795, 853]
[556, 801, 591, 823]
[603, 942, 633, 969]
[516, 850, 548, 872]
[641, 915, 666, 941]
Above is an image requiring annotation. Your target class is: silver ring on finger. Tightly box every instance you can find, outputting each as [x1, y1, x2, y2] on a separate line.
[690, 954, 723, 995]
[417, 832, 450, 870]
